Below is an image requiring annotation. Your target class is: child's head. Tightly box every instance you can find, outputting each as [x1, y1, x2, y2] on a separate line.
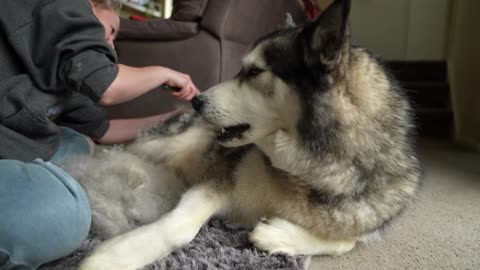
[90, 0, 123, 13]
[89, 0, 122, 48]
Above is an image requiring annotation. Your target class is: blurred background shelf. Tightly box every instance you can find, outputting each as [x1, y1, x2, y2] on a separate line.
[120, 0, 173, 19]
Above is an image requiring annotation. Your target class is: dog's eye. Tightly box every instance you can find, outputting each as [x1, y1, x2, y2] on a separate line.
[247, 66, 264, 77]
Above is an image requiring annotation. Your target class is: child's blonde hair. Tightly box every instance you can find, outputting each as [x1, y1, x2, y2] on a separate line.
[91, 0, 123, 13]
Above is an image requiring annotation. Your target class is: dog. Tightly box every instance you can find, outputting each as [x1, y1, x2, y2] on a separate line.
[76, 0, 421, 269]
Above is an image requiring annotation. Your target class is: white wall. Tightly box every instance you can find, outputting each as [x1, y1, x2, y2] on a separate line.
[448, 0, 480, 147]
[350, 0, 449, 61]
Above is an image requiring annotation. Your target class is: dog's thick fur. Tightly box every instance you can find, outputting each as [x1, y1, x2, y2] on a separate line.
[76, 0, 421, 269]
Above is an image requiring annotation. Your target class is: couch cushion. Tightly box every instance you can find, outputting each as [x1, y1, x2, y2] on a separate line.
[171, 0, 208, 21]
[201, 0, 306, 45]
[117, 18, 199, 41]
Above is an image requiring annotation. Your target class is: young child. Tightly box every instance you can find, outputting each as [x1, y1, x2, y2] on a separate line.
[0, 0, 198, 269]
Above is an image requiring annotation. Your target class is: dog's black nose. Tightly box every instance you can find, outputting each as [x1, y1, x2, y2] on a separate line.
[191, 96, 204, 112]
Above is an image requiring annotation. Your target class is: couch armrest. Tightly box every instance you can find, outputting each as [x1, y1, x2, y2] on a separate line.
[117, 18, 199, 41]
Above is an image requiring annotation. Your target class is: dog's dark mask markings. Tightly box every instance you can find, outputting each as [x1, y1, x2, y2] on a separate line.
[254, 0, 351, 156]
[235, 65, 266, 88]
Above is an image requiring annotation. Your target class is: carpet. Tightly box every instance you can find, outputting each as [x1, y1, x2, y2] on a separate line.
[308, 140, 480, 269]
[40, 219, 310, 270]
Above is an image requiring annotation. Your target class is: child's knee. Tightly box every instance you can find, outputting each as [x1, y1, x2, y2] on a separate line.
[50, 127, 94, 163]
[85, 136, 95, 155]
[0, 190, 91, 269]
[0, 160, 92, 268]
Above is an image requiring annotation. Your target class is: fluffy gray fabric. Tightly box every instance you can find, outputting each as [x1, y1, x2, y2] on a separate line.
[40, 219, 310, 270]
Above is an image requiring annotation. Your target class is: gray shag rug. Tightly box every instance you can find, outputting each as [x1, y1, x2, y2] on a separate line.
[40, 219, 310, 270]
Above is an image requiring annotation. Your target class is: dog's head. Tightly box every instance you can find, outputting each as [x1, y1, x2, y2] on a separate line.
[192, 0, 351, 148]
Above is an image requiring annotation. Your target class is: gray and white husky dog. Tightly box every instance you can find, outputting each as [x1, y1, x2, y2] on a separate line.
[77, 0, 421, 269]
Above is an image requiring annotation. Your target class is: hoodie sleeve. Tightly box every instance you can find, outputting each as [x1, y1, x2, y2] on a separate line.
[55, 92, 110, 141]
[0, 0, 119, 102]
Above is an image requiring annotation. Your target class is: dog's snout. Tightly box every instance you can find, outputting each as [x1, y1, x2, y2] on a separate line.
[191, 96, 205, 112]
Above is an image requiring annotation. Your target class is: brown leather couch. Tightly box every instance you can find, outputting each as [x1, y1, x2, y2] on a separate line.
[109, 0, 306, 119]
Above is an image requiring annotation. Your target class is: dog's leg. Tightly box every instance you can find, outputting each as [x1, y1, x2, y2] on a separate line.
[250, 218, 356, 256]
[129, 126, 215, 181]
[79, 184, 225, 270]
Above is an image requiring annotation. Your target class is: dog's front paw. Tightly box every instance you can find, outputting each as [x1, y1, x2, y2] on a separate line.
[79, 250, 151, 270]
[78, 253, 138, 270]
[78, 236, 149, 270]
[78, 257, 115, 270]
[249, 218, 300, 255]
[250, 218, 356, 256]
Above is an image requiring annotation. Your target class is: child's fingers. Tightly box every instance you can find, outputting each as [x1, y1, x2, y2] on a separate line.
[185, 91, 196, 101]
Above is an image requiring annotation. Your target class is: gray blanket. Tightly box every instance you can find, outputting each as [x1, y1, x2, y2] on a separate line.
[40, 219, 310, 270]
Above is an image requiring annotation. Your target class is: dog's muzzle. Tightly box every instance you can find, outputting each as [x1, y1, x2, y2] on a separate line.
[191, 96, 251, 143]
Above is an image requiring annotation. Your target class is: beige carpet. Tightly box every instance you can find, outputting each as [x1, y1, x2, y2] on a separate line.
[310, 140, 480, 270]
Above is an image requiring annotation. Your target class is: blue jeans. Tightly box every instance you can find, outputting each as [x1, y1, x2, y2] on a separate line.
[0, 127, 92, 270]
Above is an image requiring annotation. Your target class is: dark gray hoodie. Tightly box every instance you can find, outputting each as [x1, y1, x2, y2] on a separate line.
[0, 0, 119, 161]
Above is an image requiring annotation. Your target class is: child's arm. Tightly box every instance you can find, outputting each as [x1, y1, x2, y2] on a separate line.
[99, 64, 199, 105]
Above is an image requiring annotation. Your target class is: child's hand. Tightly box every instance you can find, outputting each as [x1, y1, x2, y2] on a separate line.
[164, 69, 200, 101]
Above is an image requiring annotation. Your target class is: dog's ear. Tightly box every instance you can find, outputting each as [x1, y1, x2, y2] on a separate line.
[300, 0, 351, 65]
[284, 13, 296, 28]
